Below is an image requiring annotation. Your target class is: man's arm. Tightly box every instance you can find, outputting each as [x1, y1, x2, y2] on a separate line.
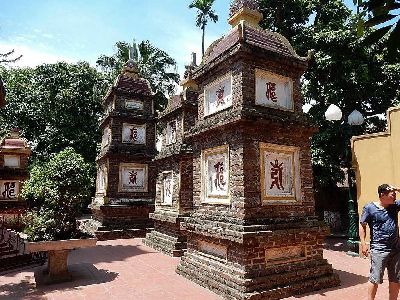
[359, 222, 369, 257]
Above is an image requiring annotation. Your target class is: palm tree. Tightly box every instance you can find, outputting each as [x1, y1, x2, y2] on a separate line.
[189, 0, 219, 57]
[96, 39, 180, 111]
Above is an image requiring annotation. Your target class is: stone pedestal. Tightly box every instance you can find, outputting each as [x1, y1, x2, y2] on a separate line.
[25, 238, 97, 285]
[177, 220, 338, 299]
[92, 203, 154, 240]
[44, 250, 72, 284]
[144, 210, 189, 256]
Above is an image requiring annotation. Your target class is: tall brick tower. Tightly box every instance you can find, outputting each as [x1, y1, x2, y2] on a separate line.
[176, 2, 340, 299]
[90, 59, 156, 240]
[143, 57, 198, 256]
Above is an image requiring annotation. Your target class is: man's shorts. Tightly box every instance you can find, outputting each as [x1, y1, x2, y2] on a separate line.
[370, 248, 400, 284]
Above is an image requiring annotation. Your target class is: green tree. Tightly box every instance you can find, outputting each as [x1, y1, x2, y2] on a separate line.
[258, 0, 313, 42]
[96, 39, 180, 112]
[354, 0, 400, 61]
[189, 0, 219, 57]
[0, 61, 107, 163]
[21, 147, 93, 241]
[258, 0, 400, 187]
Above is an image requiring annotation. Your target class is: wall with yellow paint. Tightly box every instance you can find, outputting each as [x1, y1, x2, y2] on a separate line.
[352, 106, 400, 244]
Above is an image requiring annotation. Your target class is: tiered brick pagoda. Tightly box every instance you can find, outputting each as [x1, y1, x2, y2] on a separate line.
[176, 2, 340, 299]
[143, 57, 198, 256]
[0, 128, 31, 215]
[90, 59, 156, 240]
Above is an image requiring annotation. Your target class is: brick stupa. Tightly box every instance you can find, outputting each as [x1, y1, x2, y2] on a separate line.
[175, 2, 340, 299]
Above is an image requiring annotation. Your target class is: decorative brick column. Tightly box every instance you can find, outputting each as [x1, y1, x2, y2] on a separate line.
[176, 3, 340, 299]
[90, 59, 156, 240]
[143, 61, 198, 256]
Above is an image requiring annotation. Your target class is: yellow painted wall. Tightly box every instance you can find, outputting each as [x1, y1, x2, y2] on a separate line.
[352, 106, 400, 243]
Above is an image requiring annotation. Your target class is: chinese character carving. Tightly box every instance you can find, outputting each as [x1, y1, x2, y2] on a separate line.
[2, 182, 16, 199]
[214, 161, 226, 190]
[169, 122, 176, 144]
[216, 86, 225, 107]
[266, 82, 277, 102]
[129, 127, 138, 141]
[164, 178, 172, 197]
[269, 159, 284, 190]
[129, 171, 137, 185]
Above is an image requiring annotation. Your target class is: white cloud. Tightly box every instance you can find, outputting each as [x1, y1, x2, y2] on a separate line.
[0, 42, 76, 68]
[42, 33, 53, 38]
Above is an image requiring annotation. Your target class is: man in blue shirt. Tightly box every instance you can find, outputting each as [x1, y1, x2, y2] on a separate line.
[359, 184, 400, 300]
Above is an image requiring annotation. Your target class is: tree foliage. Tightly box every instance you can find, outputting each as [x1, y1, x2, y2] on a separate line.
[189, 0, 219, 57]
[96, 39, 180, 112]
[0, 61, 107, 163]
[21, 147, 93, 241]
[259, 0, 400, 187]
[354, 0, 400, 61]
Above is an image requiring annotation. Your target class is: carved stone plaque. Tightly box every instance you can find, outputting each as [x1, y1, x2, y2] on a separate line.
[125, 99, 144, 110]
[260, 143, 300, 204]
[119, 163, 148, 192]
[162, 171, 173, 205]
[255, 69, 293, 111]
[202, 145, 230, 204]
[122, 123, 146, 144]
[96, 165, 107, 194]
[4, 155, 20, 167]
[102, 126, 110, 148]
[166, 121, 177, 145]
[204, 73, 232, 116]
[0, 181, 19, 200]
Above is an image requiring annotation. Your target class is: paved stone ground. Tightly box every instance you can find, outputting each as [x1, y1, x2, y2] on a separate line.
[0, 237, 391, 300]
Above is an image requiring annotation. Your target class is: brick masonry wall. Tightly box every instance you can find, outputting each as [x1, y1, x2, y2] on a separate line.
[189, 121, 315, 226]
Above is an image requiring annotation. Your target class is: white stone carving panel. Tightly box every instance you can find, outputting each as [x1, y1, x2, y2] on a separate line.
[260, 143, 300, 204]
[102, 127, 110, 148]
[204, 73, 232, 116]
[166, 121, 177, 145]
[119, 163, 148, 192]
[202, 145, 230, 204]
[122, 123, 146, 144]
[255, 69, 293, 111]
[0, 181, 19, 200]
[4, 155, 20, 167]
[97, 165, 107, 194]
[125, 99, 144, 110]
[162, 171, 173, 205]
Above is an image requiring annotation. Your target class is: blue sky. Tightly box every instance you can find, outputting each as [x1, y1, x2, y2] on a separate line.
[1, 0, 357, 85]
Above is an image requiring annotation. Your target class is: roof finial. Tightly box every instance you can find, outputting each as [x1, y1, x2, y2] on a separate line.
[128, 46, 134, 61]
[228, 0, 263, 29]
[229, 0, 260, 18]
[122, 45, 140, 78]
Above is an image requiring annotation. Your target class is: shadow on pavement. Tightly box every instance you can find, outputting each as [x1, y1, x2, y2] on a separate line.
[323, 237, 349, 252]
[290, 269, 368, 298]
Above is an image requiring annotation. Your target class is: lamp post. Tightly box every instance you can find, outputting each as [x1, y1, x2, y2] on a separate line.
[325, 104, 364, 257]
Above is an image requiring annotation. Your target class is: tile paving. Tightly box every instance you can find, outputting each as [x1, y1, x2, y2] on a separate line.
[0, 237, 391, 300]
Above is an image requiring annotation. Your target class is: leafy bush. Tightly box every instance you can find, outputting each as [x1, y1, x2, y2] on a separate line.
[21, 147, 93, 242]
